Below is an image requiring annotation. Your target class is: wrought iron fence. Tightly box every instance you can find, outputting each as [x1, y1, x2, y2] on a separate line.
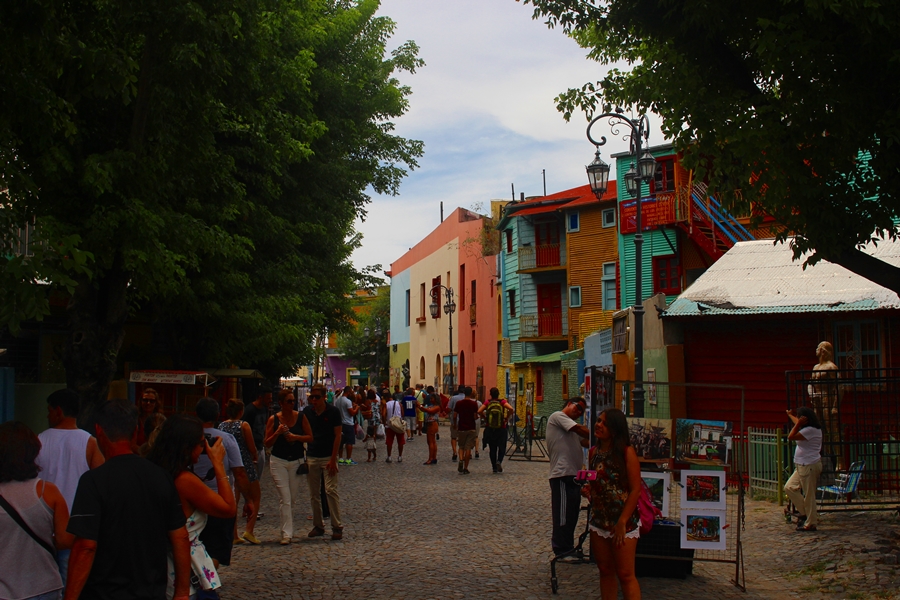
[786, 368, 900, 511]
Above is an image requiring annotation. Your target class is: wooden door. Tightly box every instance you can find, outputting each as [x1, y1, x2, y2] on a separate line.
[537, 284, 562, 336]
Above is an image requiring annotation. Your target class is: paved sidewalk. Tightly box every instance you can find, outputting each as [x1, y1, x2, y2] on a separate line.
[219, 430, 899, 599]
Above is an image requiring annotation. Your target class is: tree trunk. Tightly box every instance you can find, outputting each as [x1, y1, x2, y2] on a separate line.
[64, 264, 131, 428]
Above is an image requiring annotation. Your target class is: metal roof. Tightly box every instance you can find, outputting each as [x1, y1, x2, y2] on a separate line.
[663, 239, 900, 317]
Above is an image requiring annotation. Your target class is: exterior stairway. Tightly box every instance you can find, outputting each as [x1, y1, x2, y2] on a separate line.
[677, 183, 755, 259]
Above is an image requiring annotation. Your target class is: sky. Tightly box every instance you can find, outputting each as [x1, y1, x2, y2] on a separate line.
[350, 0, 663, 278]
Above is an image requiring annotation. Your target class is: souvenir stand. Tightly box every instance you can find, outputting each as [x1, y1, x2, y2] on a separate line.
[129, 370, 214, 415]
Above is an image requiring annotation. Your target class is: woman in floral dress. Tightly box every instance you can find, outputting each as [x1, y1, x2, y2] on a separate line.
[149, 415, 236, 598]
[585, 408, 642, 600]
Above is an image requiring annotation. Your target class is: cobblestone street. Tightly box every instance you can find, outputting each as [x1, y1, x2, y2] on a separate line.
[219, 430, 900, 599]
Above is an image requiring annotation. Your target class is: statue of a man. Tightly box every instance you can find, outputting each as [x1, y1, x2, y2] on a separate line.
[809, 341, 839, 413]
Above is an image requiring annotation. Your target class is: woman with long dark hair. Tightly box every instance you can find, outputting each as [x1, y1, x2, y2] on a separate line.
[784, 406, 823, 531]
[148, 414, 236, 598]
[218, 399, 261, 545]
[586, 408, 642, 600]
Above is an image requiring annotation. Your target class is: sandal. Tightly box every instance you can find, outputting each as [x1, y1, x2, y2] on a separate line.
[798, 524, 817, 532]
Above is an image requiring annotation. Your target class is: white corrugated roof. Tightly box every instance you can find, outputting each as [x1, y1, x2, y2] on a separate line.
[665, 238, 900, 316]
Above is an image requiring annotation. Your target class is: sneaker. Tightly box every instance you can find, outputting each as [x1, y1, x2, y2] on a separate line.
[346, 459, 358, 466]
[337, 458, 346, 465]
[280, 536, 291, 545]
[458, 460, 464, 473]
[397, 456, 402, 463]
[386, 457, 392, 463]
[331, 528, 344, 541]
[492, 466, 498, 474]
[497, 464, 503, 473]
[233, 537, 245, 544]
[452, 454, 458, 461]
[463, 469, 470, 475]
[308, 526, 325, 538]
[241, 532, 261, 545]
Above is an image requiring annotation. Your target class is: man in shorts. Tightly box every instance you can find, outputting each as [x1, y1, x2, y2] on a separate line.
[401, 388, 418, 440]
[453, 386, 479, 474]
[334, 386, 359, 465]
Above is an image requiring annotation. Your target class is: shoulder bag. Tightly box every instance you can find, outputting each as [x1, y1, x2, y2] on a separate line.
[0, 492, 56, 557]
[388, 401, 406, 434]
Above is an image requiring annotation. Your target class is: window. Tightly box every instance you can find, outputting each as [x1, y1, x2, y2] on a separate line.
[419, 356, 425, 380]
[834, 320, 881, 375]
[459, 265, 466, 310]
[567, 212, 580, 232]
[419, 283, 426, 320]
[505, 229, 513, 253]
[518, 374, 524, 395]
[459, 351, 466, 386]
[651, 158, 675, 193]
[612, 315, 628, 353]
[602, 208, 616, 228]
[653, 255, 681, 295]
[497, 341, 502, 365]
[536, 368, 544, 401]
[471, 330, 476, 354]
[508, 289, 517, 318]
[569, 286, 582, 308]
[471, 279, 476, 308]
[405, 289, 410, 326]
[431, 276, 442, 318]
[562, 368, 569, 399]
[602, 262, 617, 310]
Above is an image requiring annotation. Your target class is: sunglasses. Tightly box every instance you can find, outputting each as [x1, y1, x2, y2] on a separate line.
[573, 404, 586, 415]
[309, 394, 322, 399]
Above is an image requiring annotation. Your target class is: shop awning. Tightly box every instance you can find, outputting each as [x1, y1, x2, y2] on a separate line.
[514, 351, 564, 365]
[129, 370, 212, 386]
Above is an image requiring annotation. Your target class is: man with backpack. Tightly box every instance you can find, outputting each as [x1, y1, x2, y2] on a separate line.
[477, 387, 514, 473]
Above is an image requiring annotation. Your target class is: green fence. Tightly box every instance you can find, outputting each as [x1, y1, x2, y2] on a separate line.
[747, 427, 789, 503]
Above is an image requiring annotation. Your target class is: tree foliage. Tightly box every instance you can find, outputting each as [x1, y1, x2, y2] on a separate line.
[0, 0, 422, 408]
[335, 286, 390, 383]
[523, 0, 900, 292]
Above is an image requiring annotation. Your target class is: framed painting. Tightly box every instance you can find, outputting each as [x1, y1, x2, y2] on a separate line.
[629, 418, 673, 462]
[680, 470, 727, 511]
[641, 471, 671, 517]
[681, 510, 726, 550]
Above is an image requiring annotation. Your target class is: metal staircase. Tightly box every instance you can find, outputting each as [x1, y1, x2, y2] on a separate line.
[677, 183, 755, 259]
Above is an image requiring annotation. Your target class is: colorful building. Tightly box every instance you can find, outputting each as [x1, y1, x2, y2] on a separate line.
[388, 206, 502, 397]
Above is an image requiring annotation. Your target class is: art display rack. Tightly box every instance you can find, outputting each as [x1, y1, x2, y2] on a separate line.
[637, 465, 746, 591]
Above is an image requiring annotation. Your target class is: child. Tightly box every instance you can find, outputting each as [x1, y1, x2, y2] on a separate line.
[364, 424, 377, 462]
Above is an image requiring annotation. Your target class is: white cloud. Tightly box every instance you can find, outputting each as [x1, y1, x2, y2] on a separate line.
[350, 0, 666, 276]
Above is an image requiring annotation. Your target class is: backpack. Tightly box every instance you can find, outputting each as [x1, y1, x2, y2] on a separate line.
[484, 400, 506, 429]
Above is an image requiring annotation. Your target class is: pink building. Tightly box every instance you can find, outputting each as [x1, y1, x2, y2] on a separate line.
[387, 206, 502, 397]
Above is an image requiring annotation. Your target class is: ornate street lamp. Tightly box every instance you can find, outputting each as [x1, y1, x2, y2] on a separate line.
[585, 110, 655, 418]
[429, 284, 456, 393]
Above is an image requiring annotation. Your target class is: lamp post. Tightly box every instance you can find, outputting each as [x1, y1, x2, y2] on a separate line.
[585, 110, 656, 418]
[429, 284, 456, 394]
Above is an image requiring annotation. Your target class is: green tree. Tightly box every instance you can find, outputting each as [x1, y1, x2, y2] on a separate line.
[0, 0, 422, 415]
[523, 0, 900, 292]
[336, 286, 390, 384]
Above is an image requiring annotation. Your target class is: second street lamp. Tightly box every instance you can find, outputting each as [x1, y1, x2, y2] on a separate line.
[429, 284, 456, 394]
[585, 110, 655, 418]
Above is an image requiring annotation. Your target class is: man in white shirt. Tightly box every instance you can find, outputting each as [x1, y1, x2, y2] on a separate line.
[36, 389, 105, 590]
[546, 397, 589, 558]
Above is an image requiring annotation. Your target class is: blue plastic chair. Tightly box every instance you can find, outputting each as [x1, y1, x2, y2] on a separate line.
[817, 460, 865, 503]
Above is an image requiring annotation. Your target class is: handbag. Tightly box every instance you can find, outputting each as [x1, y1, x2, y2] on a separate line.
[0, 492, 56, 557]
[387, 400, 406, 434]
[296, 461, 309, 475]
[637, 478, 662, 535]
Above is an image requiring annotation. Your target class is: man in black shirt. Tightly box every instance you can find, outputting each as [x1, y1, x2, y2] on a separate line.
[242, 389, 272, 476]
[65, 399, 190, 600]
[303, 384, 344, 540]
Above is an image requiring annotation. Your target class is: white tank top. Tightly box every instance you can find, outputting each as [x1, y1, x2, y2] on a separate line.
[36, 428, 92, 511]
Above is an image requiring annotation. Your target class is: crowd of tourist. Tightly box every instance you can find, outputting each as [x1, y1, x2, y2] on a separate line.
[0, 382, 520, 599]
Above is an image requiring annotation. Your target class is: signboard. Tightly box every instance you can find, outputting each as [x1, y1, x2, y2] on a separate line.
[619, 194, 677, 234]
[129, 371, 204, 385]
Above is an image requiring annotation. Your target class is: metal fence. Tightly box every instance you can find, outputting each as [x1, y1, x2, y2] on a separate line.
[746, 428, 789, 503]
[786, 368, 900, 511]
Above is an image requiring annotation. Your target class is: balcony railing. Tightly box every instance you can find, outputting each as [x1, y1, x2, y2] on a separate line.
[518, 243, 561, 270]
[520, 313, 566, 338]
